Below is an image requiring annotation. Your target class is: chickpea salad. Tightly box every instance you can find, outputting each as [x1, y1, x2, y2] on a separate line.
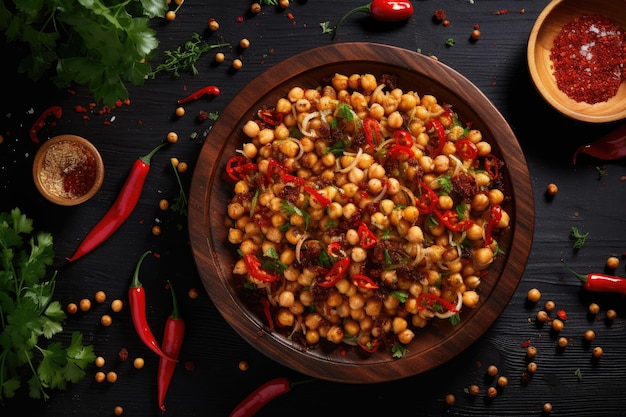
[225, 72, 510, 358]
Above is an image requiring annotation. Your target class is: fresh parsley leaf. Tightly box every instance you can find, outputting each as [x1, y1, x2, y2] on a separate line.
[320, 21, 333, 34]
[570, 227, 589, 249]
[391, 343, 407, 358]
[261, 0, 279, 4]
[575, 368, 583, 380]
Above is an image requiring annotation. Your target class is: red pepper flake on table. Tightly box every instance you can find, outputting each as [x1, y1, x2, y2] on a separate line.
[550, 15, 626, 104]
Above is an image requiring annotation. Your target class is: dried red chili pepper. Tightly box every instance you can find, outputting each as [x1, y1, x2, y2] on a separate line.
[572, 123, 626, 164]
[352, 274, 379, 289]
[243, 254, 281, 283]
[484, 204, 502, 246]
[226, 156, 258, 181]
[483, 154, 500, 180]
[562, 261, 626, 295]
[433, 209, 474, 232]
[177, 85, 220, 104]
[229, 377, 314, 417]
[318, 257, 350, 288]
[158, 280, 185, 412]
[128, 251, 177, 361]
[456, 138, 478, 160]
[333, 0, 414, 40]
[556, 309, 568, 321]
[66, 142, 167, 262]
[30, 105, 62, 143]
[426, 119, 446, 156]
[259, 297, 275, 331]
[357, 222, 377, 248]
[363, 117, 382, 147]
[415, 181, 438, 214]
[258, 109, 284, 126]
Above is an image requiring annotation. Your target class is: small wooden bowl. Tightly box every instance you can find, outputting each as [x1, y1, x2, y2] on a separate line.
[527, 0, 626, 123]
[32, 134, 104, 206]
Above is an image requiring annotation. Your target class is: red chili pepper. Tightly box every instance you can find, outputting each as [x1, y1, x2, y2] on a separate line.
[66, 142, 167, 262]
[158, 280, 185, 412]
[415, 181, 438, 214]
[456, 138, 478, 160]
[352, 274, 379, 289]
[226, 156, 258, 182]
[333, 0, 414, 40]
[416, 293, 459, 313]
[318, 257, 350, 287]
[327, 241, 346, 257]
[394, 129, 414, 147]
[433, 209, 474, 232]
[357, 222, 378, 248]
[229, 377, 314, 417]
[281, 173, 305, 186]
[177, 85, 220, 104]
[359, 339, 382, 353]
[258, 109, 284, 126]
[562, 261, 626, 295]
[572, 123, 626, 164]
[127, 251, 177, 362]
[30, 105, 62, 143]
[363, 117, 382, 147]
[267, 158, 288, 184]
[425, 119, 446, 156]
[259, 297, 275, 331]
[484, 204, 502, 246]
[483, 154, 500, 180]
[303, 186, 331, 207]
[387, 144, 414, 159]
[243, 254, 281, 283]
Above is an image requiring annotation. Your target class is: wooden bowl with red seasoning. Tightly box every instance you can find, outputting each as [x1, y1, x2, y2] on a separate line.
[189, 43, 534, 383]
[32, 134, 105, 206]
[527, 0, 626, 123]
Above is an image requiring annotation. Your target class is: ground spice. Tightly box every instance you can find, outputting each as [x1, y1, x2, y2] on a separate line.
[40, 141, 97, 199]
[550, 15, 626, 104]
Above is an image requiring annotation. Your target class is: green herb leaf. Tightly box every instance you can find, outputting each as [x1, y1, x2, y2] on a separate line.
[391, 343, 407, 358]
[320, 21, 333, 34]
[570, 227, 589, 249]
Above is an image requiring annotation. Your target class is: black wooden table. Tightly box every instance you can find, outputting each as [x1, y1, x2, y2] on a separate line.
[1, 1, 625, 416]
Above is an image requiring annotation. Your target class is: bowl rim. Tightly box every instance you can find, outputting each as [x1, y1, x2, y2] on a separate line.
[527, 0, 626, 123]
[32, 134, 105, 206]
[189, 42, 535, 383]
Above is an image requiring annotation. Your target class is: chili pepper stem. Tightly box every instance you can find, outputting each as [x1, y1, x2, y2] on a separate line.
[332, 5, 370, 40]
[140, 142, 168, 165]
[561, 259, 588, 283]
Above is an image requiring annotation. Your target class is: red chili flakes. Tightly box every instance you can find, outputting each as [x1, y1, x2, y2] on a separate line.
[433, 9, 446, 22]
[520, 340, 532, 348]
[118, 348, 129, 361]
[287, 12, 294, 20]
[557, 309, 568, 321]
[236, 15, 244, 23]
[495, 9, 508, 15]
[74, 105, 88, 113]
[184, 361, 196, 371]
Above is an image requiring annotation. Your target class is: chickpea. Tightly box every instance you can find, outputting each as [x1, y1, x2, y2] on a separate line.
[238, 360, 249, 371]
[462, 290, 479, 308]
[486, 386, 498, 398]
[66, 302, 78, 314]
[208, 19, 219, 31]
[100, 314, 113, 326]
[584, 329, 596, 341]
[606, 309, 617, 320]
[133, 357, 145, 369]
[588, 302, 600, 315]
[551, 318, 564, 332]
[606, 256, 620, 269]
[536, 310, 549, 323]
[546, 183, 558, 195]
[114, 406, 124, 416]
[544, 300, 555, 312]
[95, 356, 106, 368]
[592, 346, 603, 358]
[526, 345, 537, 359]
[79, 298, 91, 312]
[487, 364, 498, 377]
[239, 38, 250, 49]
[232, 58, 243, 70]
[106, 371, 118, 383]
[526, 362, 537, 373]
[159, 199, 169, 210]
[468, 384, 480, 396]
[111, 299, 124, 312]
[444, 394, 455, 406]
[95, 371, 106, 383]
[557, 336, 568, 348]
[215, 52, 225, 63]
[167, 131, 178, 143]
[497, 375, 508, 387]
[542, 403, 553, 413]
[527, 288, 541, 302]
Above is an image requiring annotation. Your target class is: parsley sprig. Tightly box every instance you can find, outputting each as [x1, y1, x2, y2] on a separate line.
[0, 208, 95, 401]
[570, 227, 589, 249]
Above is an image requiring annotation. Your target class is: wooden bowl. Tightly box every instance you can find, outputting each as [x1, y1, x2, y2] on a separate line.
[527, 0, 626, 123]
[189, 43, 534, 383]
[32, 134, 104, 206]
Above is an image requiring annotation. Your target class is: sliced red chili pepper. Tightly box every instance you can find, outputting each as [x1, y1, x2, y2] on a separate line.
[267, 159, 287, 184]
[327, 241, 346, 257]
[303, 186, 331, 207]
[456, 138, 478, 160]
[358, 338, 382, 353]
[30, 105, 63, 143]
[415, 181, 438, 214]
[352, 274, 379, 289]
[259, 297, 275, 331]
[281, 173, 305, 186]
[318, 257, 350, 288]
[394, 129, 414, 147]
[357, 222, 377, 248]
[258, 109, 284, 126]
[226, 156, 258, 182]
[433, 209, 474, 232]
[363, 117, 382, 147]
[484, 154, 500, 180]
[243, 254, 281, 283]
[387, 144, 414, 159]
[557, 309, 568, 321]
[416, 293, 459, 313]
[425, 119, 446, 156]
[177, 85, 220, 104]
[484, 204, 502, 246]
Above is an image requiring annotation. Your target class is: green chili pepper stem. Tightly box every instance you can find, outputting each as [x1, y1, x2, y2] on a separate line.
[139, 142, 168, 165]
[132, 250, 152, 288]
[561, 260, 588, 283]
[166, 280, 181, 320]
[332, 5, 371, 40]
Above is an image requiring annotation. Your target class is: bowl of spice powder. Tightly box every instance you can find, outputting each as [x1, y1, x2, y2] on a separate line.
[527, 0, 626, 123]
[32, 134, 104, 206]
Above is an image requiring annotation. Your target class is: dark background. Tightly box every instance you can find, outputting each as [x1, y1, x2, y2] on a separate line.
[1, 1, 626, 416]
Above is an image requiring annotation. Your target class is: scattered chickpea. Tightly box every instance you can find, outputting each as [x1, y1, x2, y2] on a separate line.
[79, 298, 92, 312]
[551, 318, 564, 332]
[445, 393, 455, 405]
[134, 357, 145, 369]
[95, 356, 106, 368]
[152, 225, 162, 236]
[171, 157, 179, 167]
[215, 52, 225, 63]
[114, 405, 124, 416]
[188, 288, 199, 299]
[526, 345, 537, 359]
[250, 2, 261, 13]
[486, 386, 498, 398]
[232, 58, 243, 70]
[536, 310, 549, 322]
[176, 161, 188, 173]
[167, 131, 179, 143]
[95, 290, 106, 303]
[95, 371, 106, 383]
[546, 183, 558, 195]
[208, 19, 219, 31]
[100, 314, 113, 327]
[557, 336, 568, 348]
[165, 10, 176, 21]
[111, 299, 124, 313]
[527, 288, 541, 302]
[107, 371, 118, 383]
[527, 362, 537, 373]
[66, 302, 78, 314]
[470, 29, 481, 40]
[487, 364, 498, 377]
[278, 0, 289, 7]
[468, 384, 480, 396]
[543, 402, 553, 413]
[606, 309, 617, 320]
[592, 346, 603, 358]
[238, 361, 249, 371]
[239, 38, 250, 49]
[588, 303, 600, 315]
[497, 375, 508, 387]
[159, 199, 170, 210]
[606, 256, 620, 269]
[584, 329, 596, 341]
[544, 300, 555, 312]
[175, 106, 185, 117]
